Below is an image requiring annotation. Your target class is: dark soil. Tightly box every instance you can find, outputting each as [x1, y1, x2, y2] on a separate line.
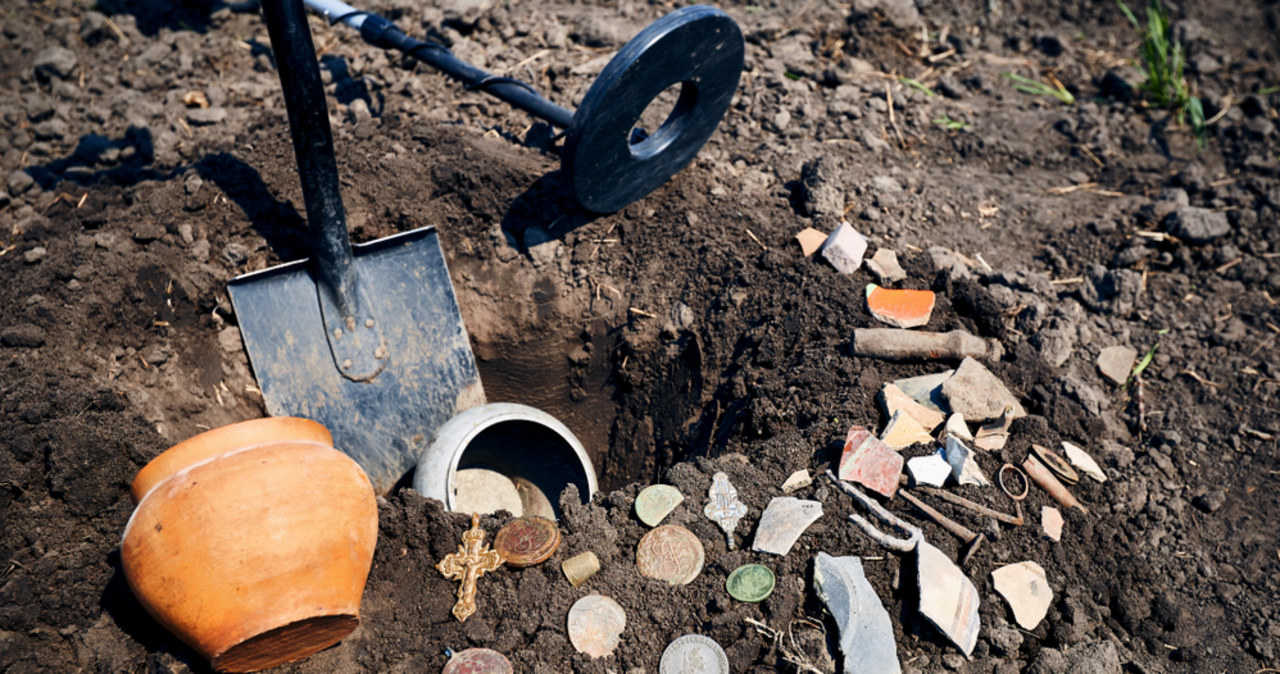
[2, 0, 1279, 672]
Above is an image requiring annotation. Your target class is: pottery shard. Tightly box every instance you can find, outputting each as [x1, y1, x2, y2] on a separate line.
[794, 228, 827, 257]
[752, 497, 823, 556]
[940, 357, 1026, 423]
[1041, 506, 1063, 542]
[818, 221, 868, 274]
[992, 561, 1053, 630]
[880, 410, 934, 449]
[866, 285, 936, 329]
[813, 553, 901, 674]
[1096, 345, 1137, 387]
[916, 540, 981, 656]
[945, 435, 990, 487]
[1062, 442, 1106, 483]
[866, 248, 907, 284]
[781, 469, 813, 493]
[881, 383, 945, 432]
[906, 451, 952, 488]
[941, 413, 973, 442]
[892, 370, 953, 413]
[837, 426, 904, 498]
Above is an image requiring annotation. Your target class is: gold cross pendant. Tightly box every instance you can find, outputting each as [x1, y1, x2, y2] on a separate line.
[437, 513, 505, 622]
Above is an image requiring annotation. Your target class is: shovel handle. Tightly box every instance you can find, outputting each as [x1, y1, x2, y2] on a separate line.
[260, 0, 355, 293]
[261, 0, 387, 381]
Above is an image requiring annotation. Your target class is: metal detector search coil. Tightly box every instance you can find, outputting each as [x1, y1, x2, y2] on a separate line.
[306, 0, 745, 212]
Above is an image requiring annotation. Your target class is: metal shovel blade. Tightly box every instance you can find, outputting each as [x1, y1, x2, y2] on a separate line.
[228, 227, 485, 494]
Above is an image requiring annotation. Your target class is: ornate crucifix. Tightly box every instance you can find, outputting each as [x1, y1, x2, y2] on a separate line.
[436, 513, 505, 622]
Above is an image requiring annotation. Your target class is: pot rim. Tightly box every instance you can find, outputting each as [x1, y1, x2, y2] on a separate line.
[413, 402, 598, 511]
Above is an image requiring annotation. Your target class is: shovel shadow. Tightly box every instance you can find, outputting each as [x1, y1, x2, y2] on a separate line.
[191, 152, 310, 261]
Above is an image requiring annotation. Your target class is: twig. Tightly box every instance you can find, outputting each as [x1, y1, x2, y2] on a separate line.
[1049, 277, 1084, 285]
[746, 228, 767, 251]
[1179, 370, 1221, 389]
[1215, 257, 1242, 274]
[885, 83, 906, 148]
[628, 307, 657, 319]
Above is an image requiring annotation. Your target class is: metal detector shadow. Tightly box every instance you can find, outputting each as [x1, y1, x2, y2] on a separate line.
[228, 227, 485, 494]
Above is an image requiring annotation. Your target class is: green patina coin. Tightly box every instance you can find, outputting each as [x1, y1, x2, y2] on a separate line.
[726, 564, 776, 603]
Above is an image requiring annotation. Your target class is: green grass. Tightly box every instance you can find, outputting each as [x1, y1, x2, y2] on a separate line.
[1117, 0, 1206, 146]
[1002, 73, 1076, 105]
[900, 77, 936, 97]
[933, 115, 969, 131]
[1259, 86, 1280, 96]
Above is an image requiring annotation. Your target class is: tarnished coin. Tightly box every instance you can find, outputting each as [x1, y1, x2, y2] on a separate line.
[442, 648, 513, 674]
[1031, 444, 1079, 485]
[635, 484, 684, 527]
[636, 525, 704, 585]
[493, 516, 561, 567]
[726, 564, 775, 603]
[567, 594, 627, 659]
[659, 634, 729, 674]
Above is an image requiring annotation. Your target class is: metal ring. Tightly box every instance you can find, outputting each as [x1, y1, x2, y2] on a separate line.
[562, 5, 744, 213]
[998, 463, 1029, 501]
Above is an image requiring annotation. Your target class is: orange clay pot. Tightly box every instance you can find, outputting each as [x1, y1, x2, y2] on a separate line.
[122, 418, 378, 673]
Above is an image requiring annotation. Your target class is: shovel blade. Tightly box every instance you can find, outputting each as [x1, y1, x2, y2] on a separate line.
[228, 227, 485, 493]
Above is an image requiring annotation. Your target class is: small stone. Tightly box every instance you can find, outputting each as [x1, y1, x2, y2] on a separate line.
[814, 553, 901, 674]
[1193, 489, 1226, 513]
[523, 225, 559, 267]
[1041, 506, 1063, 542]
[880, 410, 934, 448]
[992, 561, 1053, 630]
[941, 413, 973, 441]
[752, 497, 823, 556]
[893, 370, 953, 413]
[794, 227, 827, 257]
[7, 170, 35, 196]
[635, 484, 684, 527]
[916, 540, 981, 656]
[819, 221, 868, 274]
[1, 324, 47, 348]
[1061, 442, 1106, 482]
[880, 383, 945, 432]
[906, 450, 952, 487]
[866, 248, 907, 284]
[781, 469, 813, 493]
[944, 435, 990, 487]
[1096, 345, 1137, 386]
[940, 357, 1027, 423]
[22, 247, 46, 264]
[866, 285, 936, 329]
[34, 46, 78, 80]
[1164, 206, 1230, 244]
[131, 224, 166, 243]
[186, 107, 228, 125]
[837, 426, 904, 498]
[218, 327, 243, 354]
[139, 343, 169, 366]
[567, 594, 626, 658]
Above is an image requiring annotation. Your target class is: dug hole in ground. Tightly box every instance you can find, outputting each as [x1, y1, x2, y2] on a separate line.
[1, 0, 1278, 672]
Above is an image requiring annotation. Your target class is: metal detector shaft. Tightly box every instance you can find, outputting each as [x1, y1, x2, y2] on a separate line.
[305, 0, 575, 128]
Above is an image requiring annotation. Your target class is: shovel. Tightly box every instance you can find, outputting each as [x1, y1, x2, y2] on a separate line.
[228, 0, 484, 493]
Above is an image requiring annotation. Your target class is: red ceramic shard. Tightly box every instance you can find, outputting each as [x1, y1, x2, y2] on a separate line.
[866, 285, 936, 329]
[837, 425, 904, 498]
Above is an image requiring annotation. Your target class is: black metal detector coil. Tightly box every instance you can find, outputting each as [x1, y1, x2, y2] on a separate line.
[306, 0, 744, 213]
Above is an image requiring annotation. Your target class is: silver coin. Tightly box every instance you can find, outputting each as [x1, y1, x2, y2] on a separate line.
[659, 634, 729, 674]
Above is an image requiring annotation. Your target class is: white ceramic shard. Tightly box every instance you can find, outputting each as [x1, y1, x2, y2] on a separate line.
[992, 561, 1052, 630]
[916, 540, 981, 656]
[781, 469, 813, 493]
[752, 497, 823, 556]
[813, 553, 901, 674]
[941, 413, 974, 442]
[819, 221, 869, 274]
[1096, 345, 1137, 386]
[881, 410, 934, 449]
[1041, 506, 1063, 542]
[1062, 442, 1106, 483]
[944, 435, 990, 487]
[906, 451, 952, 488]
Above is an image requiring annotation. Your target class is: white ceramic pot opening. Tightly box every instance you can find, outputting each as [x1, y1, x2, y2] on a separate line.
[413, 403, 598, 520]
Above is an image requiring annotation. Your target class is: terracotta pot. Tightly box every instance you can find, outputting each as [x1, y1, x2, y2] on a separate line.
[122, 418, 378, 673]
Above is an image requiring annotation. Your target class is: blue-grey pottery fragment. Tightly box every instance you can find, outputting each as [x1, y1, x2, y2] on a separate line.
[813, 553, 901, 674]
